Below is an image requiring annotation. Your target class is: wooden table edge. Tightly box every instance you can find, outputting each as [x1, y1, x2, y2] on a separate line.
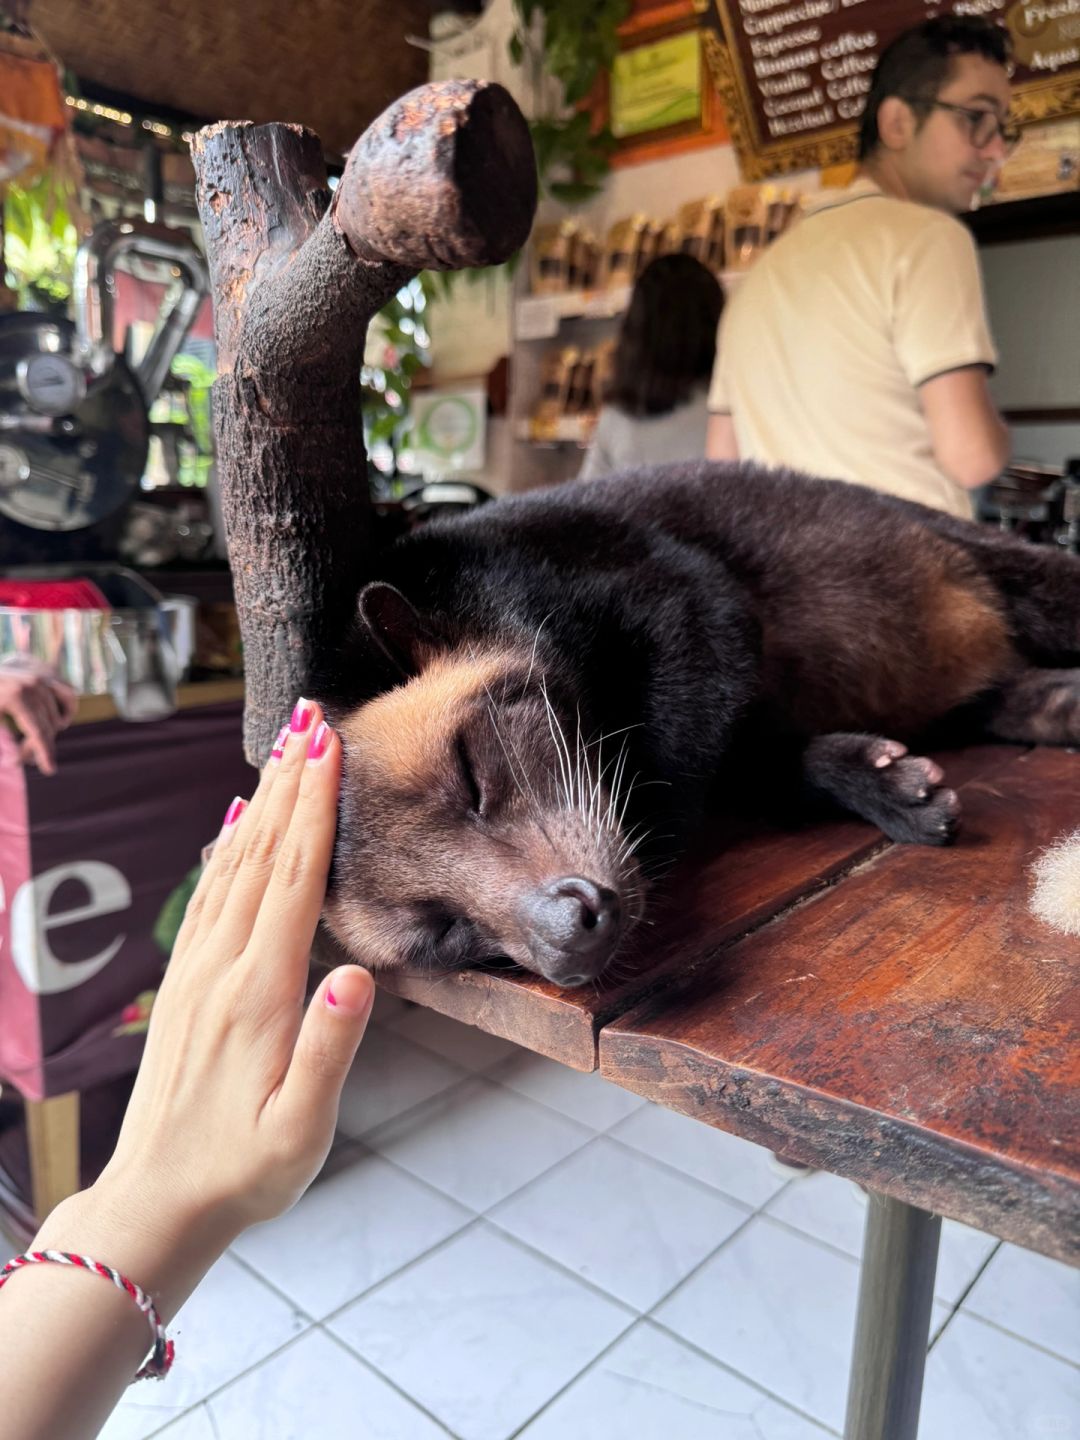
[595, 1037, 1080, 1265]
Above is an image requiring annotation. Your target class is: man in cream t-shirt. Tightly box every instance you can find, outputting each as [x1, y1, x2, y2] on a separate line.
[707, 16, 1014, 519]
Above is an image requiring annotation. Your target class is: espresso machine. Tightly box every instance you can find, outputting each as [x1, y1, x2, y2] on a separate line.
[0, 216, 207, 560]
[0, 217, 209, 717]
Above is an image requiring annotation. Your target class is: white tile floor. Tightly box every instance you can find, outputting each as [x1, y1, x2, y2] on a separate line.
[98, 995, 1079, 1440]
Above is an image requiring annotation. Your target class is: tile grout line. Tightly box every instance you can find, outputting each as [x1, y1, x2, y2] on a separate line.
[319, 1214, 643, 1333]
[343, 1039, 1031, 1342]
[480, 1126, 763, 1239]
[638, 1203, 869, 1335]
[483, 1071, 650, 1133]
[362, 1072, 786, 1224]
[319, 1134, 486, 1221]
[136, 1327, 323, 1440]
[136, 1308, 462, 1440]
[354, 1083, 607, 1221]
[355, 1066, 593, 1153]
[337, 1057, 478, 1145]
[317, 1324, 463, 1438]
[645, 1313, 845, 1438]
[318, 1214, 490, 1328]
[347, 1052, 1055, 1361]
[926, 1237, 1002, 1354]
[225, 1245, 323, 1318]
[600, 1127, 791, 1209]
[318, 1213, 638, 1439]
[225, 1160, 1072, 1438]
[950, 1307, 1080, 1373]
[356, 1030, 800, 1216]
[141, 1184, 1049, 1439]
[754, 1202, 990, 1294]
[501, 1322, 669, 1440]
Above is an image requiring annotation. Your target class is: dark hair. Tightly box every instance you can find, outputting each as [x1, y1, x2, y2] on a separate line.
[608, 254, 723, 418]
[858, 16, 1012, 161]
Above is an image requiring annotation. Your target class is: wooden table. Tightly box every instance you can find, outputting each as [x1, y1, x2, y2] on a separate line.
[376, 744, 1079, 1440]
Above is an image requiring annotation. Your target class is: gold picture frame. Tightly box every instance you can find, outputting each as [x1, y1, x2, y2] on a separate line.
[705, 1, 1080, 181]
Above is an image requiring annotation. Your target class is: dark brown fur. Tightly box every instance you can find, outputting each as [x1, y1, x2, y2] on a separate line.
[320, 462, 1079, 986]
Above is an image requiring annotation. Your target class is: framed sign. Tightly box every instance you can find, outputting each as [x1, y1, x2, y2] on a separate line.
[702, 0, 1080, 179]
[410, 387, 487, 475]
[591, 0, 731, 167]
[611, 30, 703, 139]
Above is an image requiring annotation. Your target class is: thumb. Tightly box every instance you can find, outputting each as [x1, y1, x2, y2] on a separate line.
[281, 965, 375, 1123]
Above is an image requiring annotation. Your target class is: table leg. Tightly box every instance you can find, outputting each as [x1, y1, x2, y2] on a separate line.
[25, 1092, 81, 1223]
[843, 1189, 941, 1440]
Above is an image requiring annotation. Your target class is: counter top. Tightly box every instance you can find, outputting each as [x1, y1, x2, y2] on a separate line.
[73, 677, 245, 726]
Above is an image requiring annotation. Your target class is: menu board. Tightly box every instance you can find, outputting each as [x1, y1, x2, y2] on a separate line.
[702, 1, 1080, 178]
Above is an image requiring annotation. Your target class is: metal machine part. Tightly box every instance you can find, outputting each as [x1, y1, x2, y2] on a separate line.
[0, 218, 208, 541]
[0, 313, 149, 531]
[73, 217, 209, 406]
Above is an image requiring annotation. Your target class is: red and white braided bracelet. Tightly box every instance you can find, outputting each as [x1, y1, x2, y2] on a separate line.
[0, 1249, 175, 1380]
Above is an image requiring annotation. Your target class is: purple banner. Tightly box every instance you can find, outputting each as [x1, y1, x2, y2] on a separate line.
[0, 701, 252, 1100]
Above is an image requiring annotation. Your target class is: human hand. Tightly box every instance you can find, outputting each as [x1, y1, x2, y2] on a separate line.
[94, 697, 374, 1251]
[6, 700, 374, 1434]
[0, 655, 78, 774]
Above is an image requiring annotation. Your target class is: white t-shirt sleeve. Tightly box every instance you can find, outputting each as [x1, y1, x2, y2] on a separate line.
[893, 216, 997, 388]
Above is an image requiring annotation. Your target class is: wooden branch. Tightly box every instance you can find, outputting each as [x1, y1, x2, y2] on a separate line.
[190, 81, 536, 765]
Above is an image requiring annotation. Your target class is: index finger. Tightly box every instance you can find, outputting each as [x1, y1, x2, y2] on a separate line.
[242, 718, 342, 988]
[169, 745, 285, 959]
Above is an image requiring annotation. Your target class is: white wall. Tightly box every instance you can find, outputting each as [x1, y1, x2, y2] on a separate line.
[983, 236, 1080, 411]
[1009, 421, 1080, 470]
[982, 233, 1080, 469]
[426, 0, 547, 386]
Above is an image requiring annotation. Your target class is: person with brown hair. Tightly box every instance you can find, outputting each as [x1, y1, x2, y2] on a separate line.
[707, 16, 1014, 519]
[579, 253, 724, 481]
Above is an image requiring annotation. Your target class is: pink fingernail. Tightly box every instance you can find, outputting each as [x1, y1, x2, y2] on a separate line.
[307, 720, 332, 762]
[223, 796, 246, 827]
[289, 697, 313, 733]
[270, 724, 289, 762]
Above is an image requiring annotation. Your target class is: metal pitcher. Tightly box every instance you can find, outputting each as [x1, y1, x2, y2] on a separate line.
[105, 609, 179, 721]
[0, 565, 197, 721]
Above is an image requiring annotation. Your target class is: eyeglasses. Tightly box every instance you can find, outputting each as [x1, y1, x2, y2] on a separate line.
[917, 99, 1021, 152]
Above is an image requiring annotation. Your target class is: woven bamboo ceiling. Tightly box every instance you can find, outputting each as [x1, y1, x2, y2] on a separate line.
[28, 0, 437, 155]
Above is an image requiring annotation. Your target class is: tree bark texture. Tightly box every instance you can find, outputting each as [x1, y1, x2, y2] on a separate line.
[190, 81, 536, 765]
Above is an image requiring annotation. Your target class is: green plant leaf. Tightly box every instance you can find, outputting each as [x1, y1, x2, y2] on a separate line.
[369, 413, 401, 444]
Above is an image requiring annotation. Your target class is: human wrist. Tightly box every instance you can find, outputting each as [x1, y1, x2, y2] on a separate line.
[31, 1174, 236, 1327]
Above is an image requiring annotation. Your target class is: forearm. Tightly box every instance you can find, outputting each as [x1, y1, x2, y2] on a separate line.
[1, 1177, 233, 1440]
[705, 412, 739, 461]
[920, 368, 1010, 490]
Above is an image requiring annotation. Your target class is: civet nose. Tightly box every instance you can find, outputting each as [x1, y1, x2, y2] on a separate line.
[519, 876, 622, 985]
